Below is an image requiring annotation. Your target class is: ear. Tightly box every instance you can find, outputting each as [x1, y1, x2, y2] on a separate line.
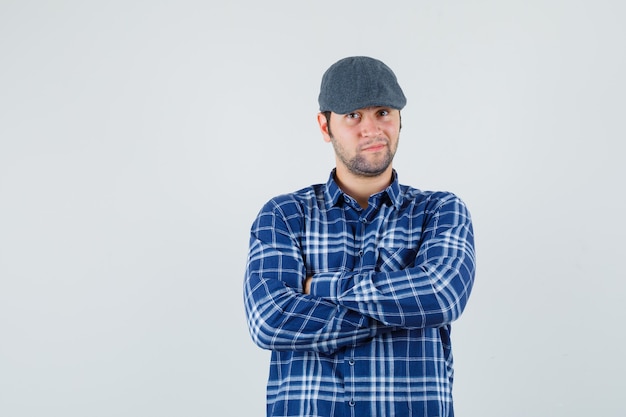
[317, 112, 332, 143]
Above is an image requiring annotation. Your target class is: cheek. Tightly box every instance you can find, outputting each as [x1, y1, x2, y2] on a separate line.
[384, 126, 400, 139]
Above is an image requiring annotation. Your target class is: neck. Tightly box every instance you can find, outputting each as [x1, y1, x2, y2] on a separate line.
[334, 166, 393, 208]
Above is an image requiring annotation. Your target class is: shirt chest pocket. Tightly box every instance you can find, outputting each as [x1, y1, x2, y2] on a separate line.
[376, 247, 418, 272]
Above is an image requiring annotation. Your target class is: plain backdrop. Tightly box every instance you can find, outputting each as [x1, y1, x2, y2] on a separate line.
[1, 1, 625, 416]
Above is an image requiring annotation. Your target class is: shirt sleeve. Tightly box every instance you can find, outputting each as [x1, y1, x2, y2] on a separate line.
[308, 194, 476, 329]
[243, 198, 389, 353]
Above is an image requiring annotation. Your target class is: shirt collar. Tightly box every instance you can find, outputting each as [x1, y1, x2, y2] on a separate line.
[324, 169, 403, 209]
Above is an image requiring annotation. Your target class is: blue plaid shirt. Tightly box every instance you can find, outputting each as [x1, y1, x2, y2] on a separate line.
[244, 170, 476, 417]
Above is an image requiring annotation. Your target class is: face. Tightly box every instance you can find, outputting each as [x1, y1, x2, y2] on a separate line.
[318, 107, 401, 178]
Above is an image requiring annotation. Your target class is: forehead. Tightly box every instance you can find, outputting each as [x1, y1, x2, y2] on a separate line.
[334, 106, 397, 115]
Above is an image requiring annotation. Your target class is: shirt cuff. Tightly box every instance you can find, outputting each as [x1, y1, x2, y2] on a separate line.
[309, 271, 345, 301]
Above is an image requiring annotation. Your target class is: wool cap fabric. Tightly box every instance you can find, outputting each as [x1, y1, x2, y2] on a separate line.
[318, 56, 406, 114]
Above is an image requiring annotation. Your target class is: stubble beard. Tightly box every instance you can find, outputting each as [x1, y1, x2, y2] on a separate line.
[331, 135, 399, 178]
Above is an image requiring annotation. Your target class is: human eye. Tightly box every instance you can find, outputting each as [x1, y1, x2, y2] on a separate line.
[346, 112, 360, 120]
[378, 108, 390, 117]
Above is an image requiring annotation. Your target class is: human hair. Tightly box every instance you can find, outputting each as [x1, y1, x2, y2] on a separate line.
[322, 111, 333, 137]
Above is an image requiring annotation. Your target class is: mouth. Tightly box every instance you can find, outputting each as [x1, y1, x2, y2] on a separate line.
[362, 141, 387, 152]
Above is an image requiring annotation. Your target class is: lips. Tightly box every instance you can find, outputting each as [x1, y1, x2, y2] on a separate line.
[362, 141, 387, 151]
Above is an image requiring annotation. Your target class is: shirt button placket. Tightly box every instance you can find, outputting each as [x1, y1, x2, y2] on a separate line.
[358, 217, 367, 262]
[347, 358, 356, 408]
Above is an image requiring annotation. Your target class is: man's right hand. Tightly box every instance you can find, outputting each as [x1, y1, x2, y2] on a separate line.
[303, 276, 313, 294]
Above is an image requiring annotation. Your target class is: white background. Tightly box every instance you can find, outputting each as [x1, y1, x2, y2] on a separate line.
[1, 1, 625, 416]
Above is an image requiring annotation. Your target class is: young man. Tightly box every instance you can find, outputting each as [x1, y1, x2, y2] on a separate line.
[244, 56, 476, 417]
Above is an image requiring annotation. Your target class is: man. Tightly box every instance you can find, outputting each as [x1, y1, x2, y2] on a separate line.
[244, 56, 476, 417]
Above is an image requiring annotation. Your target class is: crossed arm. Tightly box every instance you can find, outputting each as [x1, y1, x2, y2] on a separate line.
[244, 231, 386, 354]
[243, 195, 476, 353]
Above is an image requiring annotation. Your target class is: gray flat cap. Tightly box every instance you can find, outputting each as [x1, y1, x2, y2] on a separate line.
[318, 56, 406, 114]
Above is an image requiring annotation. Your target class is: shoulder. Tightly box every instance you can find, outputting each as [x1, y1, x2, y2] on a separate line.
[256, 184, 325, 218]
[250, 184, 325, 235]
[400, 185, 471, 215]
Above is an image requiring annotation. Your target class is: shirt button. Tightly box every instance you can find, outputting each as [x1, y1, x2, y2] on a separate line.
[348, 359, 355, 365]
[357, 250, 363, 257]
[348, 400, 356, 407]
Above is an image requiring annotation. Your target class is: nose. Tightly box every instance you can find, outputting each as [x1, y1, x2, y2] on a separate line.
[359, 114, 380, 137]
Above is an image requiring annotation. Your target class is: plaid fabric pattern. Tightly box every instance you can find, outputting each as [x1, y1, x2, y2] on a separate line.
[244, 170, 476, 417]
